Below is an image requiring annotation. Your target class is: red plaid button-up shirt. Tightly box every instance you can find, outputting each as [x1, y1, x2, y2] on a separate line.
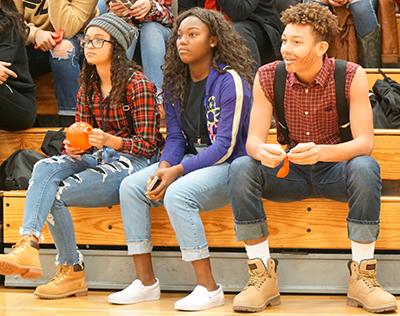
[258, 57, 359, 148]
[75, 70, 164, 159]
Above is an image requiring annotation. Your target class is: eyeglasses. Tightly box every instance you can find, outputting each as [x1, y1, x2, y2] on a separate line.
[80, 38, 112, 49]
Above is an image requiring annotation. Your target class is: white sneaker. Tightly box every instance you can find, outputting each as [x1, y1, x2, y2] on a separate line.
[174, 284, 224, 311]
[108, 279, 160, 305]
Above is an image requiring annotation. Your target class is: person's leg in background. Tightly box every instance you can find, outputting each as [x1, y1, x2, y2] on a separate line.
[126, 35, 138, 61]
[233, 20, 281, 69]
[304, 0, 381, 67]
[97, 0, 108, 15]
[139, 22, 171, 103]
[49, 36, 82, 121]
[348, 0, 380, 68]
[0, 85, 36, 131]
[232, 21, 262, 69]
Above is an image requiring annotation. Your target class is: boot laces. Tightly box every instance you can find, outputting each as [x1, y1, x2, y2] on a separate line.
[358, 269, 381, 289]
[11, 236, 31, 253]
[244, 269, 271, 290]
[50, 263, 71, 283]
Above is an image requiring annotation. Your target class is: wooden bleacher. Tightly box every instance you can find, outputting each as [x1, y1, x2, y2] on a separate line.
[1, 128, 400, 250]
[2, 53, 400, 251]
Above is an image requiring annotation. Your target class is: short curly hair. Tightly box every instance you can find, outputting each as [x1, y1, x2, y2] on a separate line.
[280, 2, 340, 43]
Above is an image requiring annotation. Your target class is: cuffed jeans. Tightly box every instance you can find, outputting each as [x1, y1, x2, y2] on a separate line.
[21, 147, 157, 266]
[126, 21, 171, 93]
[228, 155, 381, 243]
[119, 155, 230, 262]
[26, 35, 82, 115]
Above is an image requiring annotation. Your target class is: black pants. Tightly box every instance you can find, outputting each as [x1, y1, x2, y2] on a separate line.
[0, 84, 36, 131]
[233, 20, 277, 68]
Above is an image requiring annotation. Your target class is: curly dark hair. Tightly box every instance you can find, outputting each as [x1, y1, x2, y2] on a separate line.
[162, 7, 256, 106]
[280, 2, 340, 43]
[0, 0, 29, 40]
[79, 37, 140, 109]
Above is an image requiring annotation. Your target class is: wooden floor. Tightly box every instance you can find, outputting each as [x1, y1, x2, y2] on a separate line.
[0, 288, 398, 315]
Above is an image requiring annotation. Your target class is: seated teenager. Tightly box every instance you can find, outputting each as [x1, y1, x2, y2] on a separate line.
[0, 13, 164, 300]
[228, 2, 397, 313]
[108, 7, 255, 311]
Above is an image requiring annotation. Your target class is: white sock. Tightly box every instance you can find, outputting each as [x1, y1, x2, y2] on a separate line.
[244, 239, 270, 267]
[351, 241, 375, 264]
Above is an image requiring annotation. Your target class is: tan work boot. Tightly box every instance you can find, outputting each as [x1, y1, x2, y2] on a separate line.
[347, 259, 398, 313]
[233, 258, 281, 312]
[0, 235, 42, 279]
[34, 263, 88, 299]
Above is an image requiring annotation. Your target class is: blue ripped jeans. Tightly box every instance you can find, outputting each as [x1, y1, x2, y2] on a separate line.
[26, 35, 82, 115]
[21, 147, 157, 266]
[228, 155, 381, 243]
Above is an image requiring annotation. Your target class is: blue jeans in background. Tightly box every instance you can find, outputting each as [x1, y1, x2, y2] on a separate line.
[348, 0, 379, 38]
[126, 22, 171, 96]
[228, 155, 381, 243]
[21, 147, 157, 266]
[305, 0, 379, 38]
[119, 155, 231, 262]
[97, 0, 108, 15]
[26, 36, 82, 116]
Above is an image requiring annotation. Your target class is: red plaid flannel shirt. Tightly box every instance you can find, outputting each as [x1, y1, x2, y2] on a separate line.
[75, 70, 164, 158]
[258, 57, 359, 147]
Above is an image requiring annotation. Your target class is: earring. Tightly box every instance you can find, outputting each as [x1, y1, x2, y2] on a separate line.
[211, 43, 214, 47]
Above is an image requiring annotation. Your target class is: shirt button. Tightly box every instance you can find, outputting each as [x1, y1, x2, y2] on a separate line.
[305, 111, 309, 115]
[305, 89, 308, 93]
[306, 132, 310, 135]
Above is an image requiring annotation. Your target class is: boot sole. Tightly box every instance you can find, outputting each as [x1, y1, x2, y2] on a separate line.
[347, 296, 398, 313]
[233, 294, 281, 312]
[0, 261, 42, 279]
[34, 288, 88, 299]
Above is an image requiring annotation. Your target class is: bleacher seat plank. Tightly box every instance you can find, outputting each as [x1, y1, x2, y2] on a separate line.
[0, 128, 59, 165]
[369, 130, 400, 180]
[3, 190, 400, 250]
[33, 73, 58, 115]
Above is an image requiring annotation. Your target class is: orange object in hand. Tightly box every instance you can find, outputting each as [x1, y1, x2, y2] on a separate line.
[66, 122, 93, 150]
[277, 155, 289, 178]
[34, 30, 64, 49]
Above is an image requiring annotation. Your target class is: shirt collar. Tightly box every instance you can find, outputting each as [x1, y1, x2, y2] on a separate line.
[287, 55, 333, 88]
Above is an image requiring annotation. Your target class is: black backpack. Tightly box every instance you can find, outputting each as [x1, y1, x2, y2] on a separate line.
[273, 59, 352, 147]
[370, 69, 400, 129]
[0, 149, 46, 190]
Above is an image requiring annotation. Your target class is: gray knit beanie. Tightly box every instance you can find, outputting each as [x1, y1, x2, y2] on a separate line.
[85, 13, 138, 50]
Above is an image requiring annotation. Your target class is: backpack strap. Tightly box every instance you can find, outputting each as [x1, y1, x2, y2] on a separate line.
[91, 69, 136, 137]
[123, 68, 136, 137]
[273, 61, 290, 147]
[334, 59, 353, 143]
[123, 94, 135, 137]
